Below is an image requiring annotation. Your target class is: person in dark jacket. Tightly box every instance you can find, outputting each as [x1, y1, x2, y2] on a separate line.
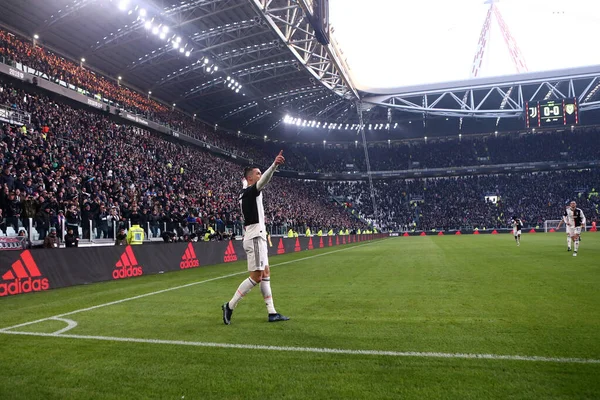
[43, 227, 60, 249]
[64, 227, 79, 248]
[115, 227, 128, 246]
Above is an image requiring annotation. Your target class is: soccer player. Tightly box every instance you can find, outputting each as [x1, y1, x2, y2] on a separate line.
[511, 216, 523, 246]
[222, 151, 290, 324]
[560, 201, 586, 257]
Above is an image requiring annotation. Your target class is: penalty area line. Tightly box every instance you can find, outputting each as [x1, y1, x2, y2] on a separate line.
[1, 330, 599, 365]
[0, 240, 382, 332]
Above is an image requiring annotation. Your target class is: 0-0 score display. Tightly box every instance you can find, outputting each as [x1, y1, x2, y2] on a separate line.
[526, 98, 579, 128]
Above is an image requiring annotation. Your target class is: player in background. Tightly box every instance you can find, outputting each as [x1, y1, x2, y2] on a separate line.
[511, 217, 523, 246]
[558, 201, 586, 256]
[222, 150, 289, 324]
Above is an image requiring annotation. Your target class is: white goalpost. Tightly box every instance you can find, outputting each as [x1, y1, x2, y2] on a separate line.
[544, 220, 589, 233]
[544, 220, 563, 233]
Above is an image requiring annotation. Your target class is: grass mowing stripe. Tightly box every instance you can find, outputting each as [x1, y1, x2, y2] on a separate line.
[2, 330, 599, 365]
[0, 240, 382, 332]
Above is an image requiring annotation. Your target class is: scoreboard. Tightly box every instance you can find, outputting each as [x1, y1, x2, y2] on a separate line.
[526, 98, 579, 128]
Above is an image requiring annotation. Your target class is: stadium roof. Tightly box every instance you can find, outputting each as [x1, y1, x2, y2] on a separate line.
[1, 0, 600, 142]
[0, 0, 350, 136]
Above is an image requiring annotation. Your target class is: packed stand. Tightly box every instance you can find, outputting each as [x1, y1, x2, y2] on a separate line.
[327, 170, 600, 231]
[0, 80, 364, 242]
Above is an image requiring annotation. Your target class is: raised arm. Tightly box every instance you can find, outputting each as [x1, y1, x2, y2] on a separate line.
[256, 150, 285, 191]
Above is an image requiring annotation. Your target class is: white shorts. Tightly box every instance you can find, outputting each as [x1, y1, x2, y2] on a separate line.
[513, 229, 521, 236]
[243, 236, 269, 272]
[567, 226, 582, 237]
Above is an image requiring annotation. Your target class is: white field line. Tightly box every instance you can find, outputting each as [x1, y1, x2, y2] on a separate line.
[0, 241, 380, 332]
[2, 330, 599, 364]
[49, 318, 78, 335]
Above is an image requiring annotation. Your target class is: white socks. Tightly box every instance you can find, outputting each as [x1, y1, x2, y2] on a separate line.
[228, 276, 277, 314]
[567, 236, 572, 249]
[228, 278, 257, 309]
[260, 277, 277, 314]
[574, 239, 579, 252]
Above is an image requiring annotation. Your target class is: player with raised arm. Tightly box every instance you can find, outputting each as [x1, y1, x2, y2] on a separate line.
[560, 201, 586, 257]
[511, 216, 523, 246]
[222, 151, 290, 324]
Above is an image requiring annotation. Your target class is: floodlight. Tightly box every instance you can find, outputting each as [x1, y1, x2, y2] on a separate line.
[118, 76, 122, 80]
[226, 76, 231, 81]
[33, 34, 39, 39]
[81, 57, 85, 62]
[159, 32, 166, 39]
[175, 36, 182, 43]
[185, 51, 191, 57]
[173, 103, 176, 107]
[144, 21, 152, 29]
[162, 26, 169, 33]
[235, 88, 240, 93]
[172, 42, 179, 49]
[152, 26, 159, 35]
[213, 65, 218, 71]
[139, 8, 146, 17]
[179, 47, 184, 53]
[118, 0, 129, 11]
[204, 58, 209, 64]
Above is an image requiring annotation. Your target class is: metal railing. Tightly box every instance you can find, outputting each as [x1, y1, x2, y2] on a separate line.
[0, 103, 30, 125]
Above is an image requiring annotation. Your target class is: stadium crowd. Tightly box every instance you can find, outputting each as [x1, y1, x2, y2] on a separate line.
[0, 80, 364, 241]
[327, 171, 600, 231]
[2, 26, 600, 238]
[3, 27, 600, 175]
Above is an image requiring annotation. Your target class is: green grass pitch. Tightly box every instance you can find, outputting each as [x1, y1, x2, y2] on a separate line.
[1, 233, 599, 400]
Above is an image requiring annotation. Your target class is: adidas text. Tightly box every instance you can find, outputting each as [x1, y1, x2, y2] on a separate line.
[0, 277, 50, 296]
[112, 266, 143, 280]
[180, 259, 200, 269]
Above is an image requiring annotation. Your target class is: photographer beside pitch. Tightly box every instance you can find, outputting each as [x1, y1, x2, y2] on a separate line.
[222, 150, 290, 324]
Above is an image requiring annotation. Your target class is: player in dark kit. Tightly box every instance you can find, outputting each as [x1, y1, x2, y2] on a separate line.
[222, 150, 289, 324]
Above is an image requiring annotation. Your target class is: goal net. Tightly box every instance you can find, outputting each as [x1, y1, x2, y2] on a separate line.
[544, 220, 564, 233]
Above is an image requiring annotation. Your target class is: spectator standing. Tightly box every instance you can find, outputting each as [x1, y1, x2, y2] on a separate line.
[43, 227, 60, 248]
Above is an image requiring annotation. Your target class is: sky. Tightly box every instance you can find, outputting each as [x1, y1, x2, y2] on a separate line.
[329, 0, 600, 92]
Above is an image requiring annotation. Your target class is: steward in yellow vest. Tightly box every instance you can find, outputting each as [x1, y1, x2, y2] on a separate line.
[126, 224, 145, 245]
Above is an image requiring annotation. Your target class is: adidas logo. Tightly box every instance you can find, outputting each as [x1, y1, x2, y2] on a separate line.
[224, 241, 237, 263]
[180, 243, 200, 269]
[113, 246, 143, 280]
[277, 238, 285, 255]
[0, 250, 49, 296]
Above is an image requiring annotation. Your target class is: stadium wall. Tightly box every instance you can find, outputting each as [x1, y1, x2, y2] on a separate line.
[0, 235, 385, 297]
